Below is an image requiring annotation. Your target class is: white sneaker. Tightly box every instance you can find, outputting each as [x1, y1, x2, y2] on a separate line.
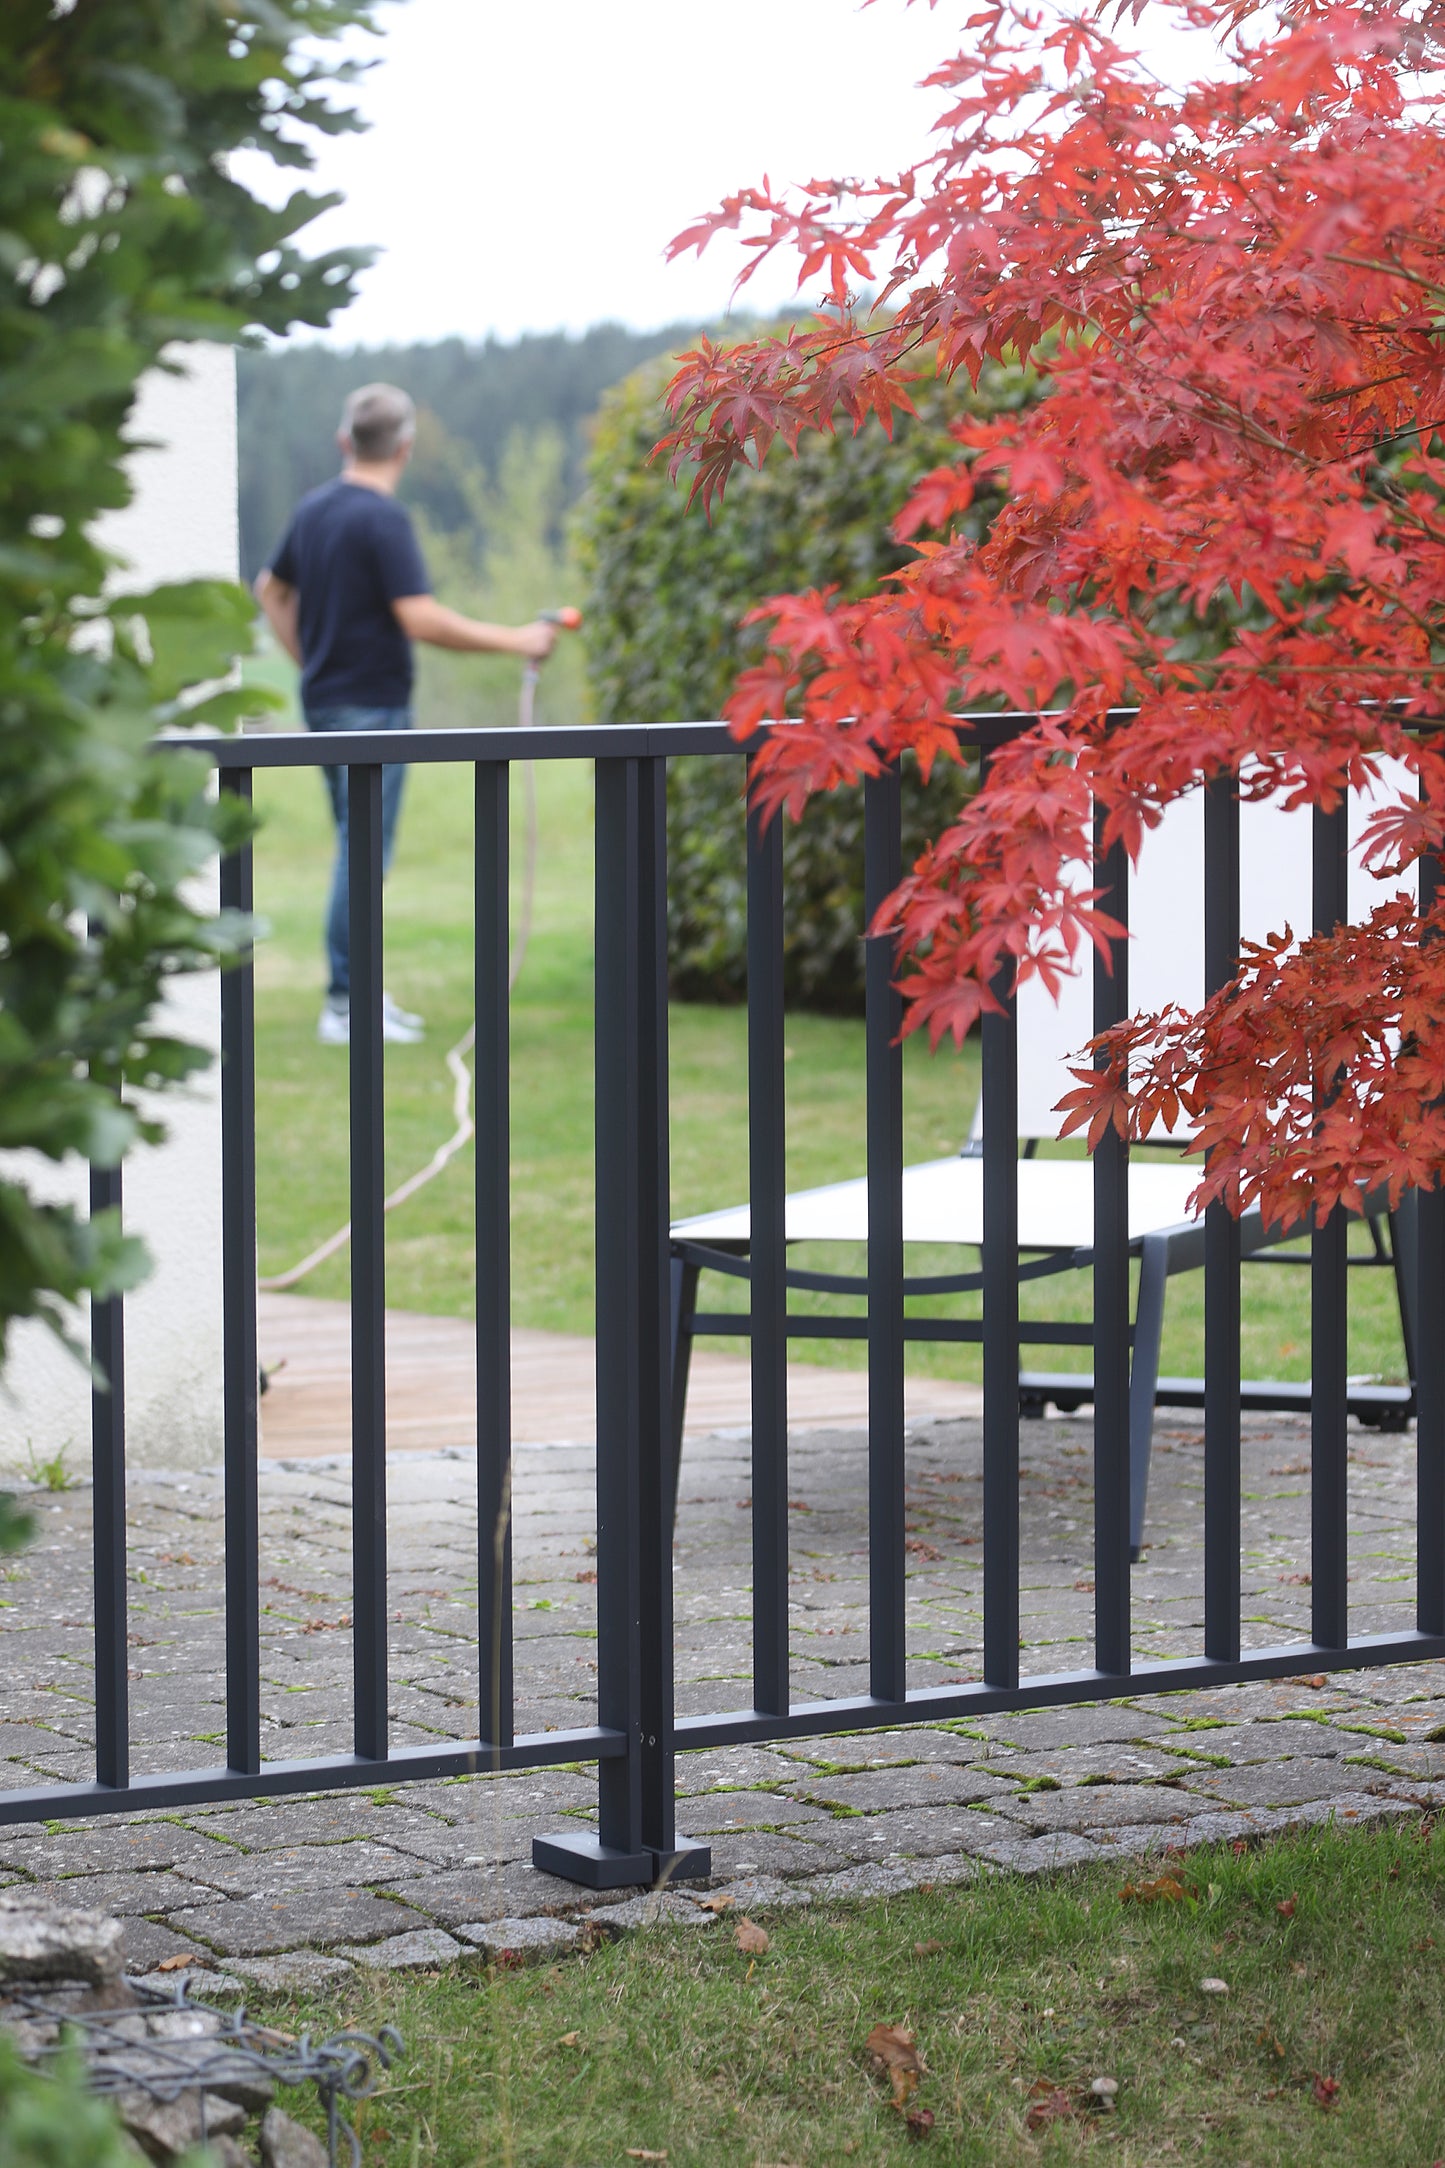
[383, 991, 426, 1034]
[316, 1000, 424, 1047]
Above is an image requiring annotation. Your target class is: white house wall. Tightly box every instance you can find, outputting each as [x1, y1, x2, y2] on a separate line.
[0, 345, 236, 1476]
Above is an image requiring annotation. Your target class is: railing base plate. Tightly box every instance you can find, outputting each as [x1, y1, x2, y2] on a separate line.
[532, 1831, 712, 1890]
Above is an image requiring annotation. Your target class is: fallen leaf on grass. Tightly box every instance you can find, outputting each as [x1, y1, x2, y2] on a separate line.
[867, 2022, 927, 2109]
[1312, 2074, 1340, 2109]
[1024, 2084, 1079, 2133]
[913, 1939, 943, 1958]
[695, 1893, 734, 1915]
[1276, 1894, 1298, 1919]
[734, 1917, 770, 1955]
[625, 2151, 668, 2162]
[556, 2031, 581, 2048]
[1200, 1978, 1229, 1996]
[1120, 1874, 1190, 1904]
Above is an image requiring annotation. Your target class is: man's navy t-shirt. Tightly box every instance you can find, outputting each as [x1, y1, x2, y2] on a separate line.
[268, 479, 431, 710]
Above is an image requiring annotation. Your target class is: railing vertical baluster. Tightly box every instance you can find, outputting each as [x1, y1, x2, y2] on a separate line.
[864, 767, 907, 1705]
[1093, 808, 1131, 1677]
[580, 755, 645, 1879]
[218, 776, 260, 1778]
[535, 755, 708, 1887]
[1203, 775, 1242, 1662]
[635, 755, 705, 1879]
[748, 791, 789, 1717]
[982, 760, 1021, 1688]
[1416, 778, 1445, 1636]
[475, 761, 513, 1755]
[90, 1121, 128, 1792]
[1312, 804, 1350, 1651]
[348, 764, 388, 1763]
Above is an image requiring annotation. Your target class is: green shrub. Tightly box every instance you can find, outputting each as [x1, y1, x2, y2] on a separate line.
[0, 2042, 138, 2168]
[578, 349, 1034, 1009]
[0, 3, 374, 1357]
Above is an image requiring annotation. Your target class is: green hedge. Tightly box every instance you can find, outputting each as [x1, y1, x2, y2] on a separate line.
[578, 351, 1033, 1010]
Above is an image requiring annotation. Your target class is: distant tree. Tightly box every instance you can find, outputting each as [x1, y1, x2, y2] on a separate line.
[664, 0, 1445, 1230]
[237, 323, 723, 580]
[0, 0, 375, 1358]
[410, 427, 587, 733]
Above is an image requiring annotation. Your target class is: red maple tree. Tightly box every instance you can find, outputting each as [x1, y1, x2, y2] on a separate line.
[661, 0, 1445, 1230]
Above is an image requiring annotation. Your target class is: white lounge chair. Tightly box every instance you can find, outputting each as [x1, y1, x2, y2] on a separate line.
[670, 777, 1417, 1556]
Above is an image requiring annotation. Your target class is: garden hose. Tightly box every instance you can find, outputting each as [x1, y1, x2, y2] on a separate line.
[258, 608, 582, 1294]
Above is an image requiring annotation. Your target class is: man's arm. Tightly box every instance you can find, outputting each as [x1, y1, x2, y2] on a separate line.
[253, 569, 302, 666]
[391, 594, 556, 662]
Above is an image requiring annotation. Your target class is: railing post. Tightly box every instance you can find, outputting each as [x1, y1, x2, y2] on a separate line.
[864, 766, 907, 1706]
[1203, 775, 1241, 1662]
[535, 754, 709, 1888]
[1093, 807, 1131, 1673]
[475, 761, 513, 1755]
[348, 764, 388, 1763]
[218, 776, 260, 1778]
[1312, 803, 1350, 1651]
[748, 789, 789, 1718]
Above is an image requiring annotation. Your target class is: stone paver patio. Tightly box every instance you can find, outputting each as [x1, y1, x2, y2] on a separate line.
[0, 1407, 1440, 1985]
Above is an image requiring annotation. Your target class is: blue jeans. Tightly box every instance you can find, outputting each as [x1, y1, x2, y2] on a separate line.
[304, 704, 412, 999]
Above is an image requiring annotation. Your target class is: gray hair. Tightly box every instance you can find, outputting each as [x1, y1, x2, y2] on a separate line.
[340, 382, 416, 462]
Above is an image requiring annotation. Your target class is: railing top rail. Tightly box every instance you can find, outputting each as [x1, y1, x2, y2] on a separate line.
[180, 702, 1445, 771]
[188, 710, 1060, 769]
[203, 722, 737, 767]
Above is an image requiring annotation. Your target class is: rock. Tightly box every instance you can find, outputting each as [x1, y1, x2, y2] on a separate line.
[455, 1915, 580, 1963]
[195, 2047, 276, 2113]
[117, 2088, 246, 2160]
[207, 2142, 258, 2168]
[0, 1893, 123, 1988]
[221, 1953, 353, 1995]
[697, 1876, 816, 1913]
[585, 1892, 719, 1937]
[259, 2105, 329, 2168]
[146, 2006, 224, 2040]
[336, 1927, 460, 1972]
[130, 1969, 245, 2000]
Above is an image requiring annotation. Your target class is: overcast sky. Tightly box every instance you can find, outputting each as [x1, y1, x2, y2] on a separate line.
[242, 0, 960, 347]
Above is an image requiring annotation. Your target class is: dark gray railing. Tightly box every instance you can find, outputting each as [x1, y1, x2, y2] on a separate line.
[4, 716, 1442, 1896]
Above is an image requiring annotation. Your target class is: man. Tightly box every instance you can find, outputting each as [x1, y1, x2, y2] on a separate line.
[254, 382, 556, 1044]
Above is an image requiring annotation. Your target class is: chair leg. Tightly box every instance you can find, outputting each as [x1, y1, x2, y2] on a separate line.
[668, 1254, 700, 1524]
[1128, 1235, 1170, 1561]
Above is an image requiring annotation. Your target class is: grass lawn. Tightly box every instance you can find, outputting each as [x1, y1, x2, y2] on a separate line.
[244, 654, 1408, 1387]
[245, 1819, 1445, 2166]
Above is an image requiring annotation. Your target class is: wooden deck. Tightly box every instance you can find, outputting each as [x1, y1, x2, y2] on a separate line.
[256, 1291, 983, 1458]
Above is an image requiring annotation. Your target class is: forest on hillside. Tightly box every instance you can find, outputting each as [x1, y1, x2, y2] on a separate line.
[236, 322, 709, 581]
